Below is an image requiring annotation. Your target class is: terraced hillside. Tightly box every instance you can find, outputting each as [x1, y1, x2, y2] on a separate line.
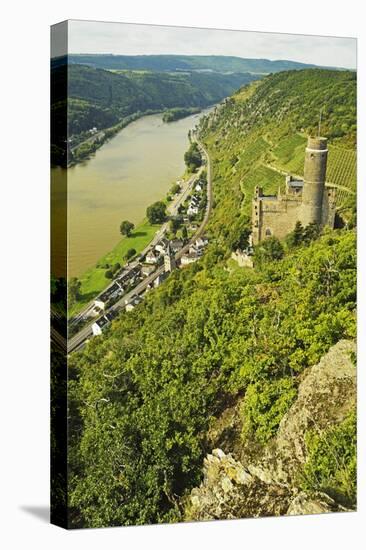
[197, 69, 356, 235]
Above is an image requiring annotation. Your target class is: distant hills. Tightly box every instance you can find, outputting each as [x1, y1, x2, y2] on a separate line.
[51, 63, 259, 165]
[60, 54, 337, 74]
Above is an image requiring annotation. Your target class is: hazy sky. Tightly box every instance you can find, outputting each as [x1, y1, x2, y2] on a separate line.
[53, 19, 356, 69]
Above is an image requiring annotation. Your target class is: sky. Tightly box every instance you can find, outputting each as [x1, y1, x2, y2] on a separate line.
[52, 19, 356, 69]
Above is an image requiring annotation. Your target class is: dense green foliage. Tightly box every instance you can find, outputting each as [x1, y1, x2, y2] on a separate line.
[66, 54, 329, 73]
[241, 378, 297, 445]
[301, 411, 357, 506]
[67, 69, 357, 527]
[65, 64, 259, 137]
[146, 201, 167, 224]
[184, 142, 202, 172]
[68, 228, 356, 527]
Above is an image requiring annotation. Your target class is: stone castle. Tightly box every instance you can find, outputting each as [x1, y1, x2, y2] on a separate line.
[252, 136, 336, 244]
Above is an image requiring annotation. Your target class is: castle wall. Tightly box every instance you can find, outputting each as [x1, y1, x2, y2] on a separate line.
[251, 137, 335, 245]
[258, 199, 303, 242]
[321, 188, 336, 228]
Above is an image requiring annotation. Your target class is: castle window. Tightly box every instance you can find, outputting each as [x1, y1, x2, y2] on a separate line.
[265, 228, 272, 237]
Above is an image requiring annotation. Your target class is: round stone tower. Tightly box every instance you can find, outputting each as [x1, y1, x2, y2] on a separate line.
[301, 136, 328, 226]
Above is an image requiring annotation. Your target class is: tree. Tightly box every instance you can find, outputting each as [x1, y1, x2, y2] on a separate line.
[170, 183, 181, 195]
[120, 220, 135, 237]
[68, 277, 81, 306]
[125, 248, 136, 261]
[105, 269, 113, 279]
[254, 237, 284, 265]
[286, 221, 304, 248]
[169, 217, 181, 235]
[181, 225, 188, 240]
[184, 142, 202, 172]
[303, 223, 321, 245]
[146, 201, 166, 224]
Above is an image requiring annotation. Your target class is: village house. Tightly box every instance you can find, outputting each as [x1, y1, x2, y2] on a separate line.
[155, 237, 169, 254]
[92, 312, 114, 336]
[93, 281, 123, 311]
[154, 272, 169, 287]
[195, 237, 208, 249]
[145, 249, 160, 264]
[125, 295, 143, 312]
[141, 264, 156, 277]
[170, 239, 184, 253]
[181, 251, 200, 266]
[187, 203, 199, 216]
[189, 244, 203, 257]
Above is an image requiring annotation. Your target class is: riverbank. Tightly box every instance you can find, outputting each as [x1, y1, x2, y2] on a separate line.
[68, 109, 162, 167]
[69, 219, 160, 317]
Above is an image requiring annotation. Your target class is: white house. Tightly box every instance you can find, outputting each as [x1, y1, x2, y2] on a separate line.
[92, 314, 112, 336]
[187, 205, 199, 216]
[195, 237, 209, 249]
[181, 252, 199, 266]
[154, 272, 168, 287]
[141, 264, 156, 277]
[145, 250, 160, 264]
[195, 183, 203, 192]
[155, 238, 169, 255]
[94, 298, 106, 311]
[125, 295, 143, 312]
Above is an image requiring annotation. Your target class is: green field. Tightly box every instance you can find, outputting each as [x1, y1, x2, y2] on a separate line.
[69, 220, 160, 316]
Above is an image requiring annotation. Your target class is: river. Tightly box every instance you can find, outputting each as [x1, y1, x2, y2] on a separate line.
[51, 110, 209, 278]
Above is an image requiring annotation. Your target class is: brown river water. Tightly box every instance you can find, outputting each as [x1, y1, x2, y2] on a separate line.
[51, 111, 208, 278]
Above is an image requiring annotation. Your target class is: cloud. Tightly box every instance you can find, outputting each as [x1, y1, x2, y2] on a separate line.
[59, 20, 356, 69]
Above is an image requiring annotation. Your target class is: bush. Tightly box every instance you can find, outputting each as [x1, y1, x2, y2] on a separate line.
[241, 378, 297, 445]
[105, 269, 113, 279]
[125, 248, 136, 261]
[254, 236, 284, 265]
[300, 411, 356, 506]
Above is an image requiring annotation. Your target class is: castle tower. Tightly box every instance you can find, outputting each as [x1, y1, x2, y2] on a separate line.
[301, 136, 328, 226]
[164, 243, 176, 273]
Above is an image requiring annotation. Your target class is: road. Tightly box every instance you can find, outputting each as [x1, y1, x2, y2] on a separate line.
[66, 138, 212, 354]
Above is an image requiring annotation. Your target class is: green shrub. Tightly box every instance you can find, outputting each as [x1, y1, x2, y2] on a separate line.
[300, 411, 356, 506]
[241, 378, 297, 445]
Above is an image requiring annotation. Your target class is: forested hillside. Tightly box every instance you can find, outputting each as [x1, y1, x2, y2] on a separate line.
[51, 63, 259, 165]
[66, 68, 357, 528]
[66, 53, 333, 73]
[67, 65, 258, 133]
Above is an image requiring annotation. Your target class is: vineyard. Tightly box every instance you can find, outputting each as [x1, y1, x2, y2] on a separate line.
[269, 134, 356, 210]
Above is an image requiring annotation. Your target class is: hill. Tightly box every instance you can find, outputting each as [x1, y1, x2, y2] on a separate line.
[65, 54, 337, 73]
[65, 69, 357, 528]
[51, 64, 259, 165]
[196, 68, 356, 240]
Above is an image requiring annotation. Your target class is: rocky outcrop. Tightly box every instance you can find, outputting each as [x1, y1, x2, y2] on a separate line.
[252, 339, 356, 486]
[185, 340, 356, 521]
[185, 449, 292, 521]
